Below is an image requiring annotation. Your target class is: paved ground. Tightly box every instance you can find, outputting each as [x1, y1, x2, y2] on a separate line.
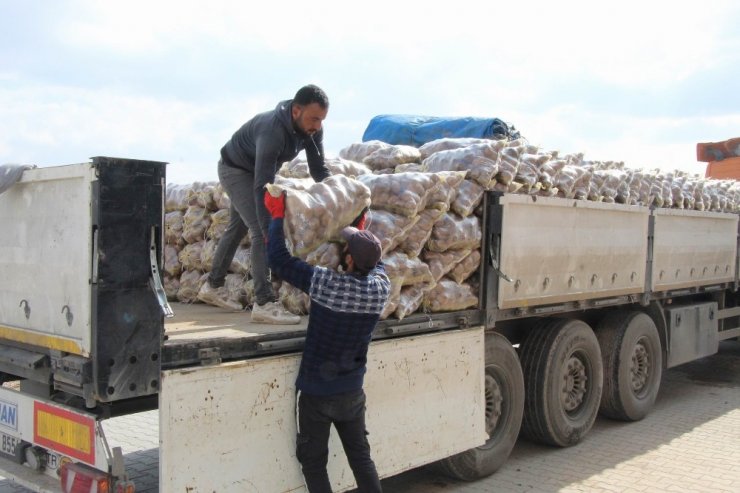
[2, 340, 738, 493]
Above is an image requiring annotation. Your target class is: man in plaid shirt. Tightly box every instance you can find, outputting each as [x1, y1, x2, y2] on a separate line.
[265, 191, 391, 493]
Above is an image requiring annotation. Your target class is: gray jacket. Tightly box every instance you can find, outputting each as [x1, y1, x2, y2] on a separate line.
[220, 99, 330, 192]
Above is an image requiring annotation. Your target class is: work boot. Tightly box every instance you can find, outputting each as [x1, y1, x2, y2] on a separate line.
[197, 282, 243, 311]
[251, 301, 300, 325]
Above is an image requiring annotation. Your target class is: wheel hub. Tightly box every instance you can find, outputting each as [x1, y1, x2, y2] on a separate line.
[484, 374, 503, 436]
[630, 339, 651, 394]
[562, 356, 587, 412]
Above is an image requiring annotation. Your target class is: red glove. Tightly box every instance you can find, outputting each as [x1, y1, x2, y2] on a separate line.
[264, 190, 286, 219]
[351, 207, 368, 230]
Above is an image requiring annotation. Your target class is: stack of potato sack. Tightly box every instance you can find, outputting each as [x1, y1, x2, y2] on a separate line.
[276, 148, 486, 321]
[163, 182, 253, 310]
[165, 137, 740, 320]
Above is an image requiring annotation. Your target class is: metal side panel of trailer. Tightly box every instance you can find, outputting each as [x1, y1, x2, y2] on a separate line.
[494, 194, 649, 310]
[651, 208, 738, 292]
[0, 164, 96, 355]
[160, 326, 486, 493]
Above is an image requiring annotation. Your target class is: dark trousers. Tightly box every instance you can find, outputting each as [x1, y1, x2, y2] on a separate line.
[208, 159, 275, 305]
[296, 389, 382, 493]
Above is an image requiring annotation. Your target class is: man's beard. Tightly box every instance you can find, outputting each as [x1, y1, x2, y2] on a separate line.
[339, 250, 350, 272]
[292, 112, 312, 136]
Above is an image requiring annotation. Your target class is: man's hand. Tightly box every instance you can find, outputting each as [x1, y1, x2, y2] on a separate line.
[264, 190, 286, 219]
[351, 207, 368, 230]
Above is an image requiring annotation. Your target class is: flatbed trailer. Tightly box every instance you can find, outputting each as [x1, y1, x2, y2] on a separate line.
[1, 158, 738, 491]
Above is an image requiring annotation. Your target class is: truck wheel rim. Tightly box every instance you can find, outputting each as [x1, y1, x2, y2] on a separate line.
[630, 337, 651, 396]
[562, 355, 587, 413]
[484, 373, 503, 436]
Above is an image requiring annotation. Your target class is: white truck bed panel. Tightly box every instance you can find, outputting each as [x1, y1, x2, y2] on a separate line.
[0, 164, 94, 355]
[497, 195, 649, 309]
[160, 326, 486, 493]
[652, 208, 738, 291]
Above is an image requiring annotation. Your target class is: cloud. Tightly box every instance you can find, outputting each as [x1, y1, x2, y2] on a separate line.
[0, 83, 273, 182]
[2, 0, 739, 185]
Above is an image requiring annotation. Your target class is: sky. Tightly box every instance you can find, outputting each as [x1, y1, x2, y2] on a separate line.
[1, 0, 739, 185]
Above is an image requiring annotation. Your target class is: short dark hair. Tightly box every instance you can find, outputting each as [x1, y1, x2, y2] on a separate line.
[294, 84, 329, 109]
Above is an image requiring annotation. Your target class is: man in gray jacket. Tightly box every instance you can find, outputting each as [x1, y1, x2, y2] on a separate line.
[198, 84, 331, 324]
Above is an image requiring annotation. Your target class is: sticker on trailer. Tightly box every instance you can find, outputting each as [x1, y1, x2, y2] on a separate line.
[33, 402, 95, 465]
[0, 399, 18, 431]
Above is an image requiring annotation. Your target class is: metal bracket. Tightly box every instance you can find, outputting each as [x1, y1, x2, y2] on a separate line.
[149, 227, 174, 318]
[199, 348, 222, 366]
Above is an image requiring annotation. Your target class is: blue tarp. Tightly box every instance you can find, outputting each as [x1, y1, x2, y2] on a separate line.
[362, 114, 520, 147]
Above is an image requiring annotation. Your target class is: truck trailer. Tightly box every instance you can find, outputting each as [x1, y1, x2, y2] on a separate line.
[0, 156, 738, 492]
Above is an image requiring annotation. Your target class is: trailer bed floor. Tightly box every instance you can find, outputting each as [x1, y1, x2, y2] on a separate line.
[164, 302, 308, 341]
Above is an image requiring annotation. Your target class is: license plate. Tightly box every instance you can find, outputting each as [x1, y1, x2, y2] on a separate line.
[0, 430, 19, 456]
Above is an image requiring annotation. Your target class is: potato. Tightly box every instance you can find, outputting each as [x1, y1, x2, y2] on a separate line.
[451, 179, 485, 217]
[200, 239, 218, 272]
[178, 241, 205, 271]
[448, 249, 481, 283]
[267, 174, 371, 256]
[397, 208, 446, 258]
[363, 145, 421, 170]
[394, 283, 436, 321]
[164, 244, 182, 278]
[426, 171, 467, 211]
[419, 137, 496, 160]
[165, 211, 185, 246]
[380, 280, 403, 320]
[207, 208, 230, 241]
[366, 210, 421, 255]
[230, 246, 251, 275]
[279, 156, 373, 179]
[423, 249, 471, 282]
[339, 140, 391, 163]
[427, 213, 482, 252]
[359, 172, 442, 217]
[423, 279, 478, 312]
[165, 184, 190, 212]
[422, 142, 502, 188]
[279, 283, 309, 315]
[182, 205, 211, 244]
[383, 251, 434, 287]
[164, 274, 180, 301]
[224, 273, 248, 310]
[176, 269, 205, 303]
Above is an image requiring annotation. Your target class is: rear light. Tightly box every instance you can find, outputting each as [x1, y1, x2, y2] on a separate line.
[114, 481, 135, 493]
[60, 461, 110, 493]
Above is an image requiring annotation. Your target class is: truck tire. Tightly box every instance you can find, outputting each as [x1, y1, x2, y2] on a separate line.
[436, 332, 524, 480]
[596, 311, 662, 421]
[520, 318, 603, 447]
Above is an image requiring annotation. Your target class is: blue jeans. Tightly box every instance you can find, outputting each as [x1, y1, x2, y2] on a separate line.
[296, 389, 382, 493]
[208, 160, 275, 305]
